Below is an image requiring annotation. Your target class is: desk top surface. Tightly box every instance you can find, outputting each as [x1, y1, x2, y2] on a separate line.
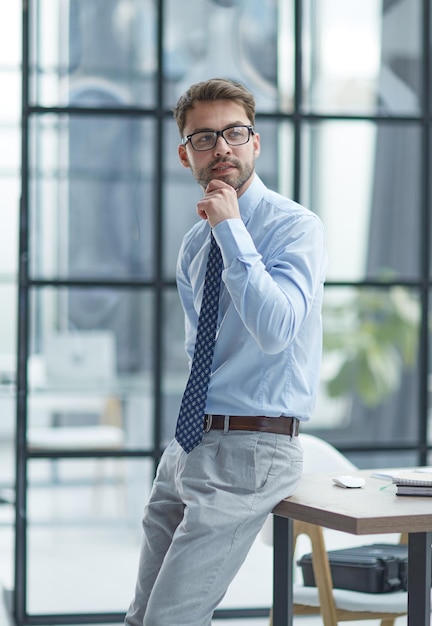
[273, 468, 432, 535]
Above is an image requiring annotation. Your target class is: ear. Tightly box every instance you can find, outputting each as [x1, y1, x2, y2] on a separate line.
[178, 144, 191, 169]
[253, 132, 261, 159]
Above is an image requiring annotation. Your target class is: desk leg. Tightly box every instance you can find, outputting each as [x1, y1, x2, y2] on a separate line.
[408, 531, 432, 625]
[272, 515, 293, 626]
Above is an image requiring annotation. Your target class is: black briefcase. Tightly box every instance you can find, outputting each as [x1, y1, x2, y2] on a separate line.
[298, 543, 408, 593]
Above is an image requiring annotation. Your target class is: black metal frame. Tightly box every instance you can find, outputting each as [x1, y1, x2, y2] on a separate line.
[14, 0, 432, 624]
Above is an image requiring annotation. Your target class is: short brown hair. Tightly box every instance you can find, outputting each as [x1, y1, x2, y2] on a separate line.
[173, 78, 256, 136]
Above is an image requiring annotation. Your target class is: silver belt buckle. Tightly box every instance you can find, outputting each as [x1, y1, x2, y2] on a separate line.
[223, 415, 230, 433]
[204, 414, 213, 433]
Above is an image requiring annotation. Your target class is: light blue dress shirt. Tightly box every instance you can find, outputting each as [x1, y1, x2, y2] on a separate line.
[176, 174, 327, 423]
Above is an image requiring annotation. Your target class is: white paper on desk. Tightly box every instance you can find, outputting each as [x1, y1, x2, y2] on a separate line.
[371, 468, 432, 485]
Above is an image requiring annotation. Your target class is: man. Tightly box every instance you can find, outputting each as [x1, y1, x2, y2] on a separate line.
[125, 78, 326, 626]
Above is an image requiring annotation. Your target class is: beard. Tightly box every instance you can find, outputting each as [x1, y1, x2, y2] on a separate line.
[191, 156, 255, 192]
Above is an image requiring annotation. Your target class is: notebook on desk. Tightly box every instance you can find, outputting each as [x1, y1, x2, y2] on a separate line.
[371, 468, 432, 486]
[45, 331, 116, 385]
[371, 468, 432, 496]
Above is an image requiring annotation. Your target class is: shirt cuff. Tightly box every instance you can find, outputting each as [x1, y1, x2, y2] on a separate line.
[213, 219, 259, 268]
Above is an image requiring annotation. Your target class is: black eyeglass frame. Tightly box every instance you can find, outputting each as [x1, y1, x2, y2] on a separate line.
[180, 124, 255, 151]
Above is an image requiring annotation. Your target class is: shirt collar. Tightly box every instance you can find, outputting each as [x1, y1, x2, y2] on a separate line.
[237, 174, 266, 225]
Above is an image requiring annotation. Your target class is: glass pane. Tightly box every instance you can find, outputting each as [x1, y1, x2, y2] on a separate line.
[0, 75, 21, 122]
[428, 290, 432, 446]
[163, 118, 294, 279]
[27, 457, 153, 614]
[0, 3, 21, 65]
[0, 357, 15, 593]
[163, 119, 202, 279]
[0, 124, 20, 171]
[311, 286, 420, 446]
[261, 118, 294, 197]
[301, 121, 421, 282]
[161, 119, 294, 439]
[0, 381, 15, 492]
[0, 180, 19, 276]
[0, 285, 17, 371]
[349, 449, 419, 470]
[0, 503, 14, 600]
[26, 454, 273, 615]
[28, 287, 154, 450]
[162, 290, 188, 446]
[303, 0, 422, 115]
[30, 0, 156, 108]
[164, 0, 292, 113]
[29, 115, 155, 280]
[0, 1, 19, 599]
[430, 129, 432, 279]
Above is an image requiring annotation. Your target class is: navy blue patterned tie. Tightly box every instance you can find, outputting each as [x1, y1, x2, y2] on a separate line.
[175, 233, 222, 453]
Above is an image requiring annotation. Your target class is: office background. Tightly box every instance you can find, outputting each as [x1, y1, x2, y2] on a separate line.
[0, 0, 431, 624]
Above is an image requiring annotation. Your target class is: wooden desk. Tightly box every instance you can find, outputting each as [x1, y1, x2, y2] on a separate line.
[272, 468, 432, 625]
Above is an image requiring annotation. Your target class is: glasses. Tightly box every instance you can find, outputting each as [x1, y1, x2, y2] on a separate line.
[181, 125, 255, 151]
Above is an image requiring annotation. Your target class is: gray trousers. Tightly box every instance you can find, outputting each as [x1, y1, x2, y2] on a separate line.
[124, 429, 303, 626]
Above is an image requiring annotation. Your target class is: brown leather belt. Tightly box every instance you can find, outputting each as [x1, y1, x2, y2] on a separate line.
[204, 414, 300, 436]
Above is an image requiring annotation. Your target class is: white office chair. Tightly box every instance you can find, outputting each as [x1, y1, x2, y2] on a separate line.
[263, 433, 410, 626]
